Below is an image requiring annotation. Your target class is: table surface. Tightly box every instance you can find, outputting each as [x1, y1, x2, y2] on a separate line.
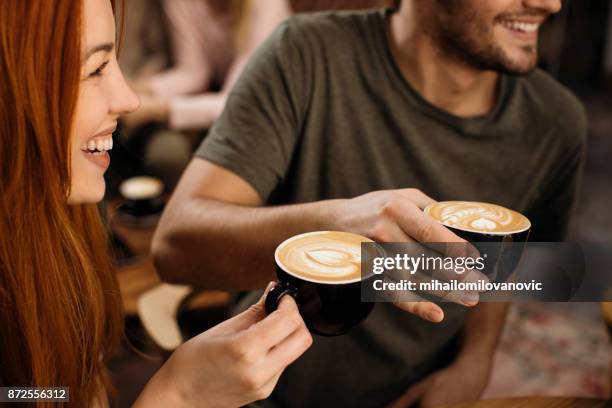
[601, 302, 612, 326]
[444, 396, 611, 408]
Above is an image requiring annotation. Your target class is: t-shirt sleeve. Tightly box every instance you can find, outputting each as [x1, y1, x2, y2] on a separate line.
[194, 19, 311, 201]
[527, 106, 588, 241]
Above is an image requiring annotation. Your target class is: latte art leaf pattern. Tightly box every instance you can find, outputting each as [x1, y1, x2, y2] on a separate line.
[425, 201, 530, 235]
[276, 231, 372, 283]
[302, 246, 360, 277]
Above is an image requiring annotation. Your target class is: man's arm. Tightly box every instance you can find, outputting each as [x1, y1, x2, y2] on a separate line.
[151, 159, 339, 290]
[456, 302, 508, 370]
[152, 158, 472, 322]
[389, 302, 508, 408]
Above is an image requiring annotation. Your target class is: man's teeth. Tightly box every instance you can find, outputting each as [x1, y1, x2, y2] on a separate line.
[81, 137, 113, 152]
[501, 20, 538, 33]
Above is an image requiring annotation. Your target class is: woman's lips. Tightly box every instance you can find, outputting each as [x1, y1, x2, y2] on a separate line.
[81, 133, 113, 170]
[83, 150, 110, 170]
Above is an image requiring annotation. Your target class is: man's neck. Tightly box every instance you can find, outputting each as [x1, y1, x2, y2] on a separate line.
[387, 8, 500, 118]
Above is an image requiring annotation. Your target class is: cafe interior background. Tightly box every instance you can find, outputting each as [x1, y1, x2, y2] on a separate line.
[104, 0, 612, 406]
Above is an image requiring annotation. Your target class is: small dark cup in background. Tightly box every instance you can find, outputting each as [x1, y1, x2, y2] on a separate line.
[117, 176, 165, 227]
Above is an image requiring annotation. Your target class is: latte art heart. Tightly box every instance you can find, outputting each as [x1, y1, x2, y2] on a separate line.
[305, 247, 357, 267]
[276, 231, 372, 283]
[425, 201, 530, 235]
[470, 217, 498, 231]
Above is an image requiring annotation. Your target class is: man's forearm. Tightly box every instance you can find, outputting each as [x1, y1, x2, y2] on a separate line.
[455, 302, 509, 366]
[152, 196, 342, 290]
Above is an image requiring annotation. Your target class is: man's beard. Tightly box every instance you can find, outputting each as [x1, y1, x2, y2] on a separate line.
[431, 2, 539, 75]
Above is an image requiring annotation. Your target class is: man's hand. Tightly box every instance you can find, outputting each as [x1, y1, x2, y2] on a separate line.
[331, 188, 478, 322]
[336, 189, 456, 243]
[388, 302, 508, 408]
[153, 161, 484, 310]
[387, 358, 490, 408]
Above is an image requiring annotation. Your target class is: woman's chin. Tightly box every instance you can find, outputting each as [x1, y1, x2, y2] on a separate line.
[67, 180, 106, 205]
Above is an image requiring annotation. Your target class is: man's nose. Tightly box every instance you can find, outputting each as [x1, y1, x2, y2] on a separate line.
[523, 0, 562, 15]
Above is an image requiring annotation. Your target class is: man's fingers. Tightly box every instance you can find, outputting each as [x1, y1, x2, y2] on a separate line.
[385, 271, 479, 307]
[395, 202, 465, 245]
[392, 298, 444, 322]
[427, 289, 479, 307]
[378, 274, 446, 316]
[387, 377, 431, 408]
[397, 189, 436, 210]
[372, 221, 414, 243]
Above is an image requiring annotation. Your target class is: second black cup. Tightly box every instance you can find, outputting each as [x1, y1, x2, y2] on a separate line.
[424, 201, 531, 283]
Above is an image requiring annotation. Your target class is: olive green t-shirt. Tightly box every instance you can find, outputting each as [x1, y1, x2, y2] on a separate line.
[195, 9, 587, 407]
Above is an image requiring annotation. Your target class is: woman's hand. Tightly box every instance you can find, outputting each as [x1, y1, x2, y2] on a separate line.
[135, 283, 313, 407]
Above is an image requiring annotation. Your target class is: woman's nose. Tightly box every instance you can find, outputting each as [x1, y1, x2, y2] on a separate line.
[109, 64, 141, 115]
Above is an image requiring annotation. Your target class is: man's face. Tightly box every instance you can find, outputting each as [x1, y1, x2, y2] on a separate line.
[431, 0, 562, 75]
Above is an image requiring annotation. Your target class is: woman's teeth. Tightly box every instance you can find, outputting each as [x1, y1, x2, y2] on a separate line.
[501, 20, 538, 33]
[81, 136, 113, 154]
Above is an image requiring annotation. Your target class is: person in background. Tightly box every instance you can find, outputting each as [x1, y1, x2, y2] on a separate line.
[0, 1, 311, 406]
[153, 0, 586, 406]
[115, 0, 290, 190]
[125, 0, 291, 131]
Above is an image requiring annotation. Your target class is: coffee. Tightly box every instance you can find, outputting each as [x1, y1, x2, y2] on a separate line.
[425, 201, 531, 283]
[275, 231, 373, 283]
[425, 201, 530, 235]
[268, 231, 375, 336]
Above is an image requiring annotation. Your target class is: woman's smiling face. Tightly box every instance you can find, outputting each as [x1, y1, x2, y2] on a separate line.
[67, 0, 139, 205]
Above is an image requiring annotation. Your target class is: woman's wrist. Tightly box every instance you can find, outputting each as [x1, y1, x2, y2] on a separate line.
[133, 356, 187, 407]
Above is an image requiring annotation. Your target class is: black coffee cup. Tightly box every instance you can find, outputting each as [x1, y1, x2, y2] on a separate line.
[424, 201, 531, 283]
[265, 231, 375, 336]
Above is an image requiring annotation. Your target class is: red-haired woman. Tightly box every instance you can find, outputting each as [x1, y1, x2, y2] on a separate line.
[0, 0, 312, 406]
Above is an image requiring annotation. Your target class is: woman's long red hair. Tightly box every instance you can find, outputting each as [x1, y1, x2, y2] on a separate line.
[0, 1, 123, 406]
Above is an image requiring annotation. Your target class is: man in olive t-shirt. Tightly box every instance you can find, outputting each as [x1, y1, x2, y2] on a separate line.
[153, 0, 585, 406]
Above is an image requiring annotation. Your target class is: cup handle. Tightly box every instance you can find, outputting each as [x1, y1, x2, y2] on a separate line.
[265, 282, 298, 315]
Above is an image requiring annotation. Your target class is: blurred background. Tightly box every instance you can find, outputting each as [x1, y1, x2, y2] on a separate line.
[105, 1, 612, 406]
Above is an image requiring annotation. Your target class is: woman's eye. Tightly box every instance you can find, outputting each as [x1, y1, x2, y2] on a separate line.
[89, 60, 109, 78]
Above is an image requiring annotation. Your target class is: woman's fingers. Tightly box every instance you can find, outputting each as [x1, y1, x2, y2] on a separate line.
[266, 321, 313, 373]
[242, 322, 313, 400]
[240, 295, 304, 353]
[252, 370, 284, 402]
[203, 282, 276, 337]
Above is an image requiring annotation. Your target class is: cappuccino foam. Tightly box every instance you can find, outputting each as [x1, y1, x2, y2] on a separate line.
[275, 231, 372, 283]
[425, 201, 530, 235]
